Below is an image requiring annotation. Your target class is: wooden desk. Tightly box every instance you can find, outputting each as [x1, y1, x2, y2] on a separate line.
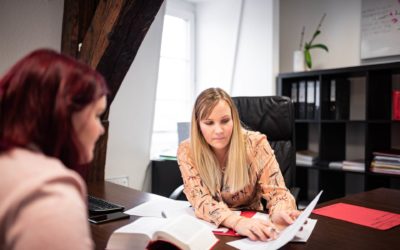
[88, 182, 400, 250]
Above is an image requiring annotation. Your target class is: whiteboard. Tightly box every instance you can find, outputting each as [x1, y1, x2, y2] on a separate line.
[361, 0, 400, 59]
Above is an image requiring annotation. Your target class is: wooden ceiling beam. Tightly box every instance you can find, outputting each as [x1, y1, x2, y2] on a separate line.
[79, 0, 164, 105]
[61, 0, 99, 58]
[62, 0, 164, 182]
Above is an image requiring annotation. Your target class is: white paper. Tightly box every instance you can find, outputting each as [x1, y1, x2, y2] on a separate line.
[115, 217, 168, 235]
[124, 198, 190, 217]
[228, 191, 323, 250]
[290, 218, 317, 242]
[164, 204, 231, 232]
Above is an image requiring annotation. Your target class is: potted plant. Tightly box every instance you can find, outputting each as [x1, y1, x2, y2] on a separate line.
[300, 13, 329, 69]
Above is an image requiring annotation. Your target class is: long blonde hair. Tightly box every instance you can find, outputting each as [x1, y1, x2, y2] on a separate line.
[190, 88, 249, 196]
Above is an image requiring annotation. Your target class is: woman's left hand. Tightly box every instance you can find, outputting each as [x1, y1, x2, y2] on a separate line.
[270, 210, 301, 230]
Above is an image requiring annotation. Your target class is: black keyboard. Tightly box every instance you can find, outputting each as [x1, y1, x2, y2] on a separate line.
[88, 195, 124, 215]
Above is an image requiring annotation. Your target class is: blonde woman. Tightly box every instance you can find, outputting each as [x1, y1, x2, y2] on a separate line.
[177, 88, 299, 241]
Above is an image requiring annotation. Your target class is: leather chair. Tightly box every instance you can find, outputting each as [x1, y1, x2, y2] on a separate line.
[232, 96, 299, 200]
[170, 96, 299, 202]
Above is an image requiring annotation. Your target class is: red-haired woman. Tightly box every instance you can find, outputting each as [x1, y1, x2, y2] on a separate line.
[0, 49, 108, 250]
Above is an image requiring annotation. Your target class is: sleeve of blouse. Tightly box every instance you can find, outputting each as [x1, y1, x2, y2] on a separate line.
[176, 141, 240, 227]
[254, 134, 297, 216]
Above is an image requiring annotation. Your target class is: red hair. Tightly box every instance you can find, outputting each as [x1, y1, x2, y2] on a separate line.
[0, 49, 109, 173]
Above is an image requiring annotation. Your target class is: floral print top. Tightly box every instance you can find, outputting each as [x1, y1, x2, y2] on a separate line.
[177, 130, 296, 226]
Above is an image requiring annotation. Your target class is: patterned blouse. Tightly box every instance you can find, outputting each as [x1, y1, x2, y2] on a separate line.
[177, 130, 296, 227]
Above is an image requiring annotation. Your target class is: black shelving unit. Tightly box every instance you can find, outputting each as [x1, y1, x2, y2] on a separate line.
[277, 62, 400, 203]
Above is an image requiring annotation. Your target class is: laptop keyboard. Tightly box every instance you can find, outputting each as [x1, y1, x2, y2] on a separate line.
[88, 195, 124, 215]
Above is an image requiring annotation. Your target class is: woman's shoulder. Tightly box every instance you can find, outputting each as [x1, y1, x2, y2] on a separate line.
[0, 149, 92, 250]
[0, 148, 86, 198]
[244, 129, 267, 145]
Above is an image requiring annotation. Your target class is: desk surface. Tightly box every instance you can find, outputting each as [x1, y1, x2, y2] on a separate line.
[88, 182, 400, 250]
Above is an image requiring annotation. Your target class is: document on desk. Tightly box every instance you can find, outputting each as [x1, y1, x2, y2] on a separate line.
[227, 190, 323, 250]
[313, 202, 400, 230]
[124, 198, 190, 218]
[124, 198, 229, 232]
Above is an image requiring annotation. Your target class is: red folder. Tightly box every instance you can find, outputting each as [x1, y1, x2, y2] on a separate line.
[393, 90, 400, 120]
[312, 203, 400, 230]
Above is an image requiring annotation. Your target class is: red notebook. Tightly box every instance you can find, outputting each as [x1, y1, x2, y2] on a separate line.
[312, 203, 400, 230]
[393, 90, 400, 120]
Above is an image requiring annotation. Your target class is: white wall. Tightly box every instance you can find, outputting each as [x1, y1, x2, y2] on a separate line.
[232, 0, 275, 96]
[105, 3, 166, 191]
[280, 0, 362, 73]
[195, 0, 242, 93]
[195, 0, 277, 96]
[0, 0, 64, 75]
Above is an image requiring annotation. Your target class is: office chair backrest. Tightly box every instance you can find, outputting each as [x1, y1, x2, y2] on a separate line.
[232, 96, 296, 188]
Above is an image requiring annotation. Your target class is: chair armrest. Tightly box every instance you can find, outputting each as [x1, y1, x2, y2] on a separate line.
[169, 184, 185, 200]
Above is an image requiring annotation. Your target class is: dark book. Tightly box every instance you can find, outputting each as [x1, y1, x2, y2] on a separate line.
[373, 149, 400, 158]
[315, 80, 320, 120]
[298, 81, 307, 119]
[335, 78, 350, 120]
[306, 80, 315, 119]
[291, 82, 299, 119]
[329, 79, 337, 120]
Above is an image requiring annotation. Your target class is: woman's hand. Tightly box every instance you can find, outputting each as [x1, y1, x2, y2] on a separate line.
[234, 217, 279, 241]
[270, 210, 301, 231]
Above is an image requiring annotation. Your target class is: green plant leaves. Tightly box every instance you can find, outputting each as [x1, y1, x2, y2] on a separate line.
[309, 44, 329, 52]
[301, 14, 328, 69]
[304, 49, 312, 68]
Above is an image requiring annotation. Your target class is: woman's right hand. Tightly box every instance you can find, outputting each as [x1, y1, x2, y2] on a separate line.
[234, 217, 279, 241]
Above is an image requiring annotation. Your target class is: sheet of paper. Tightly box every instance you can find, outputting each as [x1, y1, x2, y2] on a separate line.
[115, 216, 168, 235]
[124, 198, 190, 217]
[312, 202, 400, 230]
[291, 218, 317, 242]
[228, 191, 323, 250]
[215, 210, 317, 242]
[165, 206, 229, 232]
[125, 199, 229, 233]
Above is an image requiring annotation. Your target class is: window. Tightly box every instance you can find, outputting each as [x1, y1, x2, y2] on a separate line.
[150, 6, 194, 158]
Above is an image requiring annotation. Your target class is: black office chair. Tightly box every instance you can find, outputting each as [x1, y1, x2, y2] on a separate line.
[170, 96, 299, 202]
[232, 96, 299, 200]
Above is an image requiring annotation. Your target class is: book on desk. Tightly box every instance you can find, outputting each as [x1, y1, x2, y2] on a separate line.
[106, 214, 218, 250]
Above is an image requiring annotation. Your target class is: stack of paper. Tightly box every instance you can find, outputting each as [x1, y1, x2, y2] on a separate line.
[370, 150, 400, 175]
[296, 150, 318, 166]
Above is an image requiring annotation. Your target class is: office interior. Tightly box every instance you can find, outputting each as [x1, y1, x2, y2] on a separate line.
[1, 0, 399, 203]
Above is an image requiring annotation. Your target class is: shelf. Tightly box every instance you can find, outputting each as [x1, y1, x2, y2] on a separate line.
[366, 171, 400, 178]
[297, 164, 366, 175]
[278, 61, 400, 201]
[318, 120, 366, 123]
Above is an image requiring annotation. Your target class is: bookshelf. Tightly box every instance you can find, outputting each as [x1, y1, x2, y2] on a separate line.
[277, 62, 400, 203]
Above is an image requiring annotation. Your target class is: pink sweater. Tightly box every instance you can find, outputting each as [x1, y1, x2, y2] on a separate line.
[0, 148, 93, 250]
